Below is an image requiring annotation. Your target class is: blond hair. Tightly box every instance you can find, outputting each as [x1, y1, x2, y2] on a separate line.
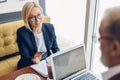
[22, 1, 43, 28]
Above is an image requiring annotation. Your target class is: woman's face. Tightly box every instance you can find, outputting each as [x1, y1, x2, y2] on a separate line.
[28, 7, 43, 28]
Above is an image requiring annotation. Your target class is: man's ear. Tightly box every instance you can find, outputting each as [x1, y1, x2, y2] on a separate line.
[111, 40, 120, 56]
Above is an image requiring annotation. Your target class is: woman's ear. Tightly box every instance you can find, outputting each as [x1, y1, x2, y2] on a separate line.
[111, 40, 120, 56]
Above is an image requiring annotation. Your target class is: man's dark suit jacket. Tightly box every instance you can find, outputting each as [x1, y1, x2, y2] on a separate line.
[17, 23, 60, 69]
[109, 73, 120, 80]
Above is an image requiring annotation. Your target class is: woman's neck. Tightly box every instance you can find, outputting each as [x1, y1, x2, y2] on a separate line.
[32, 26, 42, 34]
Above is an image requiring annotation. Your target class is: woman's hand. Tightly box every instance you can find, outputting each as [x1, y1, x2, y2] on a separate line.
[32, 52, 42, 64]
[32, 57, 40, 64]
[34, 52, 42, 58]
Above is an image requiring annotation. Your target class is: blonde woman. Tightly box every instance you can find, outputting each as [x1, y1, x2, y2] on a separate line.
[17, 1, 60, 69]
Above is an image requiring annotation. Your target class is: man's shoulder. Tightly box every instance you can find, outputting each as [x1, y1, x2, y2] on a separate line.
[102, 65, 120, 80]
[109, 73, 120, 80]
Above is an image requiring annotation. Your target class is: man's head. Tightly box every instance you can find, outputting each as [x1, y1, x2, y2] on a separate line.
[99, 6, 120, 68]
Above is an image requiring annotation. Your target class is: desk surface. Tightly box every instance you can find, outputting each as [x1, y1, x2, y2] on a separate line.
[0, 66, 48, 80]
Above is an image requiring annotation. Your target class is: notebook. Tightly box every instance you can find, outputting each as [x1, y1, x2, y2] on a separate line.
[50, 44, 100, 80]
[30, 60, 48, 77]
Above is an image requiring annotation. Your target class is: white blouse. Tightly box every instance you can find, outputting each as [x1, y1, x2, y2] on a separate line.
[34, 32, 47, 54]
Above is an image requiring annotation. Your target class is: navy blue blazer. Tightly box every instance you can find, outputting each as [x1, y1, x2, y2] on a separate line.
[17, 23, 60, 69]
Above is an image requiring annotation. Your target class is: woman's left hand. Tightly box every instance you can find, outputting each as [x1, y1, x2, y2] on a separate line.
[32, 57, 40, 64]
[34, 52, 42, 58]
[32, 52, 42, 64]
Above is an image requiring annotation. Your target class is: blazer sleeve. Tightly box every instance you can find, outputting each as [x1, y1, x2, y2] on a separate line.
[50, 24, 60, 53]
[17, 28, 33, 64]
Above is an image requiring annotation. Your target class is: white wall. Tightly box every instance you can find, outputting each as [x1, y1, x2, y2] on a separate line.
[0, 0, 38, 14]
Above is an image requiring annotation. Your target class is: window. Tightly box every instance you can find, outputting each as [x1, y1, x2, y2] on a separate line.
[45, 0, 87, 48]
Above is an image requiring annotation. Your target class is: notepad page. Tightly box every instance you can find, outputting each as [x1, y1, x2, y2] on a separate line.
[30, 60, 48, 77]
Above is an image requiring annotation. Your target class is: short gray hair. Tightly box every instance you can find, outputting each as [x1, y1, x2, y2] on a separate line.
[100, 6, 120, 41]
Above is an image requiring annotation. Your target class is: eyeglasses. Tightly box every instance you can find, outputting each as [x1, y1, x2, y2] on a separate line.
[28, 13, 43, 22]
[98, 36, 114, 41]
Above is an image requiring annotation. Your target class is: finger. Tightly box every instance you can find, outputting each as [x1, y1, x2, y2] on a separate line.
[35, 57, 40, 63]
[34, 52, 42, 57]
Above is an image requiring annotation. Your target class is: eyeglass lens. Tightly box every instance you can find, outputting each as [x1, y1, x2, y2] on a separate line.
[29, 13, 43, 22]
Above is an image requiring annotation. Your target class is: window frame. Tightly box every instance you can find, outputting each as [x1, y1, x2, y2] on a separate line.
[84, 0, 99, 70]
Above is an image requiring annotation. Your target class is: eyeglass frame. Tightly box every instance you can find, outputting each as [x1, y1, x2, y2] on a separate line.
[98, 36, 115, 41]
[28, 13, 44, 22]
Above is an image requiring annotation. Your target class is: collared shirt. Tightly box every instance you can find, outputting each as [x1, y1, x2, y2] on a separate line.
[102, 65, 120, 80]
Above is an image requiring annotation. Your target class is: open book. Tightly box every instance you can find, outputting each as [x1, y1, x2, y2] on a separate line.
[30, 60, 48, 77]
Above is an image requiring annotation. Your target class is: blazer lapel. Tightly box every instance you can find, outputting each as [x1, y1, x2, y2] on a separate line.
[29, 30, 37, 52]
[42, 24, 49, 51]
